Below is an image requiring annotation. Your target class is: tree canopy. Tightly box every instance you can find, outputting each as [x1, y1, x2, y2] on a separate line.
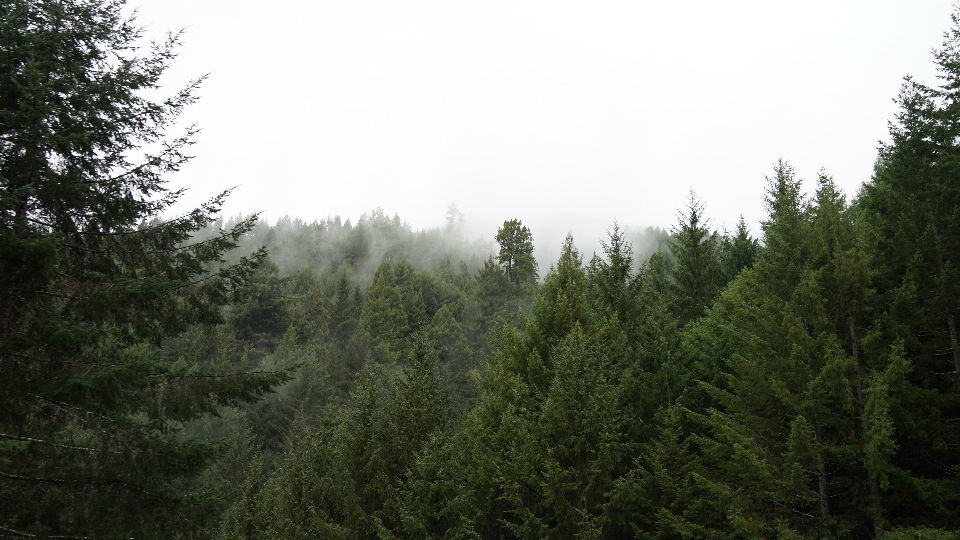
[3, 1, 960, 538]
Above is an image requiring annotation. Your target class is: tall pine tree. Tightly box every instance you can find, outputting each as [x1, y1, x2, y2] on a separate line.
[0, 1, 287, 536]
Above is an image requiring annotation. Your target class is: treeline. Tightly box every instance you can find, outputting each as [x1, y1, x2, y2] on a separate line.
[212, 157, 959, 538]
[2, 0, 960, 538]
[203, 205, 759, 538]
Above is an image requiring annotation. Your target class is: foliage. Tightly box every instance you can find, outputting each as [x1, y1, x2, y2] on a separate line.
[495, 218, 539, 287]
[0, 0, 289, 536]
[7, 2, 960, 539]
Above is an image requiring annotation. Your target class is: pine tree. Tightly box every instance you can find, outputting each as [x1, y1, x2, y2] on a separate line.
[857, 7, 960, 530]
[457, 235, 633, 537]
[588, 221, 640, 326]
[361, 261, 410, 365]
[340, 337, 448, 538]
[719, 215, 759, 285]
[468, 255, 512, 353]
[688, 170, 922, 537]
[668, 191, 722, 325]
[609, 406, 722, 539]
[0, 1, 287, 535]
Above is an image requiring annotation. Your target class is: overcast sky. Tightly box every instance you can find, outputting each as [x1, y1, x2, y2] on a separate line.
[136, 0, 955, 256]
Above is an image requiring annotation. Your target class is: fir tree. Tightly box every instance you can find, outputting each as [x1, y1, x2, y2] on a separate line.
[668, 191, 722, 325]
[0, 1, 288, 535]
[858, 7, 960, 530]
[361, 261, 410, 365]
[719, 215, 759, 285]
[588, 221, 641, 327]
[690, 170, 918, 537]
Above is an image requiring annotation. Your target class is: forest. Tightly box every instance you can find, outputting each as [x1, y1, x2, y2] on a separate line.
[2, 0, 960, 538]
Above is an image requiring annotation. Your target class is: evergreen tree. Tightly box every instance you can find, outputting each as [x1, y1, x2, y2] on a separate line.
[428, 304, 477, 416]
[361, 261, 410, 365]
[668, 191, 722, 325]
[469, 255, 512, 350]
[858, 9, 960, 531]
[495, 218, 538, 287]
[220, 413, 350, 540]
[719, 215, 759, 285]
[687, 170, 923, 537]
[0, 0, 288, 536]
[609, 406, 721, 538]
[230, 262, 293, 347]
[327, 267, 361, 345]
[588, 221, 641, 327]
[458, 235, 633, 537]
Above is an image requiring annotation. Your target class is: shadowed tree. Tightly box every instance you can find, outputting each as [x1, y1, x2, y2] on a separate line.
[0, 0, 288, 536]
[719, 215, 759, 284]
[668, 191, 722, 325]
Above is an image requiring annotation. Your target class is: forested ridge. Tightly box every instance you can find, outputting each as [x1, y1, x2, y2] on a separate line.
[2, 0, 960, 538]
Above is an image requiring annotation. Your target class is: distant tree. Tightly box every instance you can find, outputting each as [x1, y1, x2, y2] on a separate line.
[445, 202, 465, 234]
[361, 261, 410, 364]
[393, 259, 429, 330]
[720, 215, 759, 284]
[668, 191, 722, 324]
[328, 267, 362, 343]
[229, 262, 292, 344]
[588, 221, 639, 324]
[465, 256, 510, 353]
[495, 218, 538, 286]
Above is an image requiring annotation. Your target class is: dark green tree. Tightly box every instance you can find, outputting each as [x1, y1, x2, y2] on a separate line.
[588, 221, 641, 326]
[858, 8, 960, 532]
[327, 268, 361, 345]
[685, 170, 921, 538]
[0, 1, 287, 536]
[455, 235, 633, 537]
[667, 191, 722, 325]
[495, 218, 538, 287]
[719, 215, 759, 284]
[468, 256, 511, 350]
[230, 262, 292, 347]
[361, 261, 410, 365]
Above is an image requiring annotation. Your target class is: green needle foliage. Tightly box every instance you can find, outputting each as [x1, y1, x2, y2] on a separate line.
[496, 219, 539, 288]
[4, 1, 960, 539]
[0, 0, 289, 536]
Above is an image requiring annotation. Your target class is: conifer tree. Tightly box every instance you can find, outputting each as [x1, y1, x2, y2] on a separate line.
[688, 170, 924, 537]
[469, 256, 512, 352]
[588, 222, 640, 326]
[609, 406, 720, 538]
[0, 0, 288, 536]
[495, 218, 538, 287]
[328, 267, 361, 344]
[457, 235, 634, 537]
[858, 8, 960, 530]
[668, 192, 722, 325]
[719, 215, 759, 284]
[361, 261, 410, 365]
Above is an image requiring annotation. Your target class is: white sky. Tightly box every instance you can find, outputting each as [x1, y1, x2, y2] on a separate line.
[136, 0, 955, 256]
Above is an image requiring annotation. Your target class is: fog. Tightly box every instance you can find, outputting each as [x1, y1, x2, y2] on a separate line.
[135, 0, 953, 256]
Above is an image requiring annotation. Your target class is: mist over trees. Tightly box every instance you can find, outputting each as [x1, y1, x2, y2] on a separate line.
[2, 0, 960, 538]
